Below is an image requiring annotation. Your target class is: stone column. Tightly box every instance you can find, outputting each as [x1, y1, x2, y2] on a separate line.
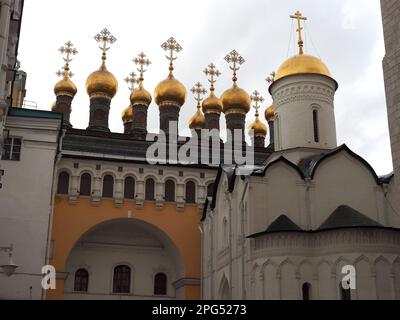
[114, 178, 123, 207]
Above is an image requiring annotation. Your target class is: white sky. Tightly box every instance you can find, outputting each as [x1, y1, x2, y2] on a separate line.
[17, 0, 393, 175]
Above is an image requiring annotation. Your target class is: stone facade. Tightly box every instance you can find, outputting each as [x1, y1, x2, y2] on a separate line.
[381, 0, 400, 213]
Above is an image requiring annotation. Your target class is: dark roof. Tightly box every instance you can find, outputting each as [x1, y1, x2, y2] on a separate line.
[318, 205, 383, 231]
[248, 215, 303, 238]
[8, 107, 63, 120]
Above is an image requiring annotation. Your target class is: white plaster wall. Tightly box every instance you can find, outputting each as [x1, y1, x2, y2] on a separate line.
[0, 116, 60, 299]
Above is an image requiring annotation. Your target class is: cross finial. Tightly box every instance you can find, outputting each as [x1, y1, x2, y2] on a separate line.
[266, 71, 276, 84]
[124, 72, 138, 92]
[250, 90, 264, 117]
[203, 63, 221, 93]
[57, 41, 78, 78]
[290, 10, 307, 55]
[224, 50, 245, 86]
[191, 82, 207, 108]
[94, 28, 117, 65]
[133, 52, 151, 86]
[161, 37, 182, 77]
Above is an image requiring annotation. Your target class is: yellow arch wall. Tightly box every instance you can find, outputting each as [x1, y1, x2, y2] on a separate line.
[46, 196, 201, 300]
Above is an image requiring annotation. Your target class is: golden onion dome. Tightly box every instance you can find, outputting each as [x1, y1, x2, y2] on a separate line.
[221, 86, 251, 115]
[121, 105, 133, 124]
[54, 76, 77, 98]
[154, 75, 186, 107]
[130, 85, 152, 106]
[248, 116, 267, 137]
[265, 105, 275, 122]
[202, 92, 223, 114]
[188, 107, 206, 130]
[274, 54, 331, 82]
[86, 64, 118, 99]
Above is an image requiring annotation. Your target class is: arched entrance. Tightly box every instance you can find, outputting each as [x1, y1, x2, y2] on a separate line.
[63, 218, 185, 299]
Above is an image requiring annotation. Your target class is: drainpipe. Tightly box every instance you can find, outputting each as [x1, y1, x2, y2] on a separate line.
[226, 191, 233, 299]
[210, 210, 215, 299]
[239, 177, 249, 299]
[198, 222, 204, 300]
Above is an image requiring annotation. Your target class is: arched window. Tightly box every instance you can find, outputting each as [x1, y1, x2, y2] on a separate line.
[302, 282, 312, 300]
[154, 273, 167, 295]
[74, 268, 89, 292]
[113, 265, 131, 294]
[164, 179, 175, 202]
[207, 183, 214, 198]
[185, 181, 196, 204]
[313, 109, 319, 143]
[124, 177, 135, 199]
[57, 171, 70, 195]
[340, 281, 351, 300]
[80, 173, 92, 196]
[102, 175, 114, 198]
[145, 178, 155, 201]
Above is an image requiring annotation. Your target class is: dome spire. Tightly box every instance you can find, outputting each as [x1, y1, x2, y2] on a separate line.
[250, 90, 264, 119]
[204, 63, 221, 94]
[224, 50, 245, 87]
[249, 90, 267, 147]
[124, 72, 138, 92]
[133, 52, 151, 89]
[94, 28, 117, 69]
[202, 63, 223, 129]
[189, 82, 207, 130]
[57, 40, 78, 81]
[161, 37, 182, 78]
[290, 10, 307, 55]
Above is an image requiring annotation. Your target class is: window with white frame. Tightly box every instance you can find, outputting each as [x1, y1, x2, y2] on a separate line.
[2, 137, 21, 161]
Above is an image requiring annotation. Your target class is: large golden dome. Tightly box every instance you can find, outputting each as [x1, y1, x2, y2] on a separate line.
[154, 75, 186, 107]
[188, 107, 206, 130]
[248, 116, 267, 137]
[54, 76, 77, 98]
[121, 105, 133, 124]
[86, 64, 118, 99]
[221, 86, 251, 115]
[202, 92, 223, 114]
[274, 54, 331, 82]
[130, 86, 152, 106]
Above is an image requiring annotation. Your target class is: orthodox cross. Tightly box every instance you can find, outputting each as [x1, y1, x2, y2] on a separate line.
[250, 90, 264, 117]
[161, 37, 182, 75]
[290, 10, 307, 55]
[57, 41, 78, 78]
[224, 50, 245, 86]
[133, 52, 151, 85]
[266, 71, 276, 84]
[124, 72, 138, 92]
[203, 63, 221, 93]
[94, 28, 117, 63]
[191, 82, 207, 108]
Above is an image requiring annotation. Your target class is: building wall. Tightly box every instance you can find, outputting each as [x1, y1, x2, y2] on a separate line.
[0, 111, 61, 299]
[381, 0, 400, 213]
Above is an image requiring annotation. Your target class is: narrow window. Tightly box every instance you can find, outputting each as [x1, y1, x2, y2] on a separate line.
[207, 183, 215, 198]
[165, 179, 175, 202]
[154, 273, 167, 295]
[145, 178, 155, 201]
[113, 265, 131, 294]
[124, 176, 135, 199]
[102, 175, 114, 198]
[57, 171, 70, 195]
[302, 282, 312, 300]
[74, 269, 89, 292]
[185, 181, 196, 204]
[80, 173, 92, 196]
[313, 109, 319, 143]
[1, 138, 21, 161]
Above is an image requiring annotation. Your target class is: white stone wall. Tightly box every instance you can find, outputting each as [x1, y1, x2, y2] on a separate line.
[0, 114, 61, 299]
[270, 74, 338, 151]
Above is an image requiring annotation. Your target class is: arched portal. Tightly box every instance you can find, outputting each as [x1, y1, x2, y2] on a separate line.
[63, 218, 185, 300]
[218, 275, 230, 300]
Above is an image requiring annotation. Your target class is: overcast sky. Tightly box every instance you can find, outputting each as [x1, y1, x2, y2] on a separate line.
[17, 0, 392, 175]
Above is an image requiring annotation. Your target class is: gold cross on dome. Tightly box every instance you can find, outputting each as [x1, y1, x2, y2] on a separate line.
[250, 90, 264, 116]
[124, 72, 138, 92]
[191, 82, 207, 106]
[94, 28, 117, 62]
[224, 50, 245, 85]
[266, 71, 276, 84]
[57, 41, 78, 78]
[290, 10, 307, 55]
[203, 63, 221, 92]
[161, 37, 182, 74]
[133, 52, 151, 84]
